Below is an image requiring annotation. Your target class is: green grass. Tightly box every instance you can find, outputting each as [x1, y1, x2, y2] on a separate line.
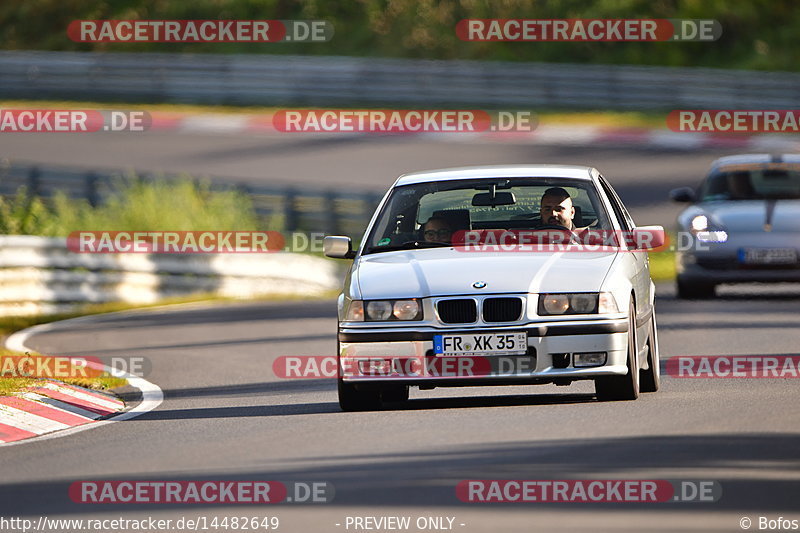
[648, 250, 677, 282]
[0, 351, 127, 397]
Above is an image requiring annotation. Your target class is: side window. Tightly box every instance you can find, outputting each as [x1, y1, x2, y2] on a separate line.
[599, 177, 635, 231]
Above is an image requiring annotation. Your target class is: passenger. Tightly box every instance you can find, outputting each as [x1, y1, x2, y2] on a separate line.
[422, 216, 453, 243]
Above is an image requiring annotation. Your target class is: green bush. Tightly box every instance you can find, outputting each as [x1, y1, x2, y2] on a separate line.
[0, 178, 259, 236]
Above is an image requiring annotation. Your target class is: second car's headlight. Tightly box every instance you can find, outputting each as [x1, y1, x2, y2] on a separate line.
[690, 214, 728, 243]
[538, 293, 618, 315]
[346, 299, 423, 321]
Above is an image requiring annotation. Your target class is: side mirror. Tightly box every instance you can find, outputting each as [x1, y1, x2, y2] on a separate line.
[323, 236, 355, 259]
[630, 226, 666, 250]
[669, 187, 696, 203]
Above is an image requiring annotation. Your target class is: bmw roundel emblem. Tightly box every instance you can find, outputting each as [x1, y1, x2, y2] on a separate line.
[472, 281, 487, 289]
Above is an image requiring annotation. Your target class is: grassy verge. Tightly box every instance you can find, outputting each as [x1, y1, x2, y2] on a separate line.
[0, 99, 669, 129]
[0, 372, 127, 397]
[648, 250, 677, 282]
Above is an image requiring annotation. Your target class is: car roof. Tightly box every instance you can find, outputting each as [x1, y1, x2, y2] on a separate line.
[393, 165, 596, 186]
[710, 153, 800, 170]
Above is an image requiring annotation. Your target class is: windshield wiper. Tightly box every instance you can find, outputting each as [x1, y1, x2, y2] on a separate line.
[365, 240, 452, 254]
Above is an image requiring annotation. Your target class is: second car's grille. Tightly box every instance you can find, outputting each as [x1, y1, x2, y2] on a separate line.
[483, 297, 523, 322]
[437, 299, 477, 324]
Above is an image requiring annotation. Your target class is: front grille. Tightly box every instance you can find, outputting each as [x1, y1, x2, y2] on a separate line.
[483, 297, 523, 322]
[437, 299, 477, 324]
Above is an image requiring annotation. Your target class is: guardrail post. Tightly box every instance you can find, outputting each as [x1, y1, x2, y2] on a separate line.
[284, 188, 298, 233]
[27, 166, 40, 196]
[85, 172, 99, 207]
[323, 191, 339, 235]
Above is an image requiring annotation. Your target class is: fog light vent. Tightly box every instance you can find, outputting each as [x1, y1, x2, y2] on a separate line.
[573, 352, 607, 368]
[551, 353, 570, 369]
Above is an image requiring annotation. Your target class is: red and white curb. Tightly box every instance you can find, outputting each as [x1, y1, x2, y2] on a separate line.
[146, 111, 800, 151]
[2, 314, 163, 446]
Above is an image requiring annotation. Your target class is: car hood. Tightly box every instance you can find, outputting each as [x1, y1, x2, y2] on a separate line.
[354, 248, 619, 299]
[702, 200, 800, 232]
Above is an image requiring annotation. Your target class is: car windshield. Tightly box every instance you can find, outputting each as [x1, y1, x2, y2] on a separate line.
[699, 166, 800, 201]
[363, 177, 612, 254]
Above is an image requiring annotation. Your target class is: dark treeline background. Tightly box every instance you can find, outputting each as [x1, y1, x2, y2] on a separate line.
[0, 0, 795, 71]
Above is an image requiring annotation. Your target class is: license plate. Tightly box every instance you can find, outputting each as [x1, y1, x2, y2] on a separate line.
[433, 332, 527, 356]
[739, 248, 798, 265]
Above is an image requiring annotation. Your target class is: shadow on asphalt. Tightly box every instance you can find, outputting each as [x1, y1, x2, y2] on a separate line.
[159, 379, 336, 399]
[134, 392, 599, 421]
[2, 432, 798, 515]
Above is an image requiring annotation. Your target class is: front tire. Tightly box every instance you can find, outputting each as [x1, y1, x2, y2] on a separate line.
[676, 277, 715, 299]
[595, 299, 640, 401]
[338, 379, 382, 412]
[639, 313, 660, 393]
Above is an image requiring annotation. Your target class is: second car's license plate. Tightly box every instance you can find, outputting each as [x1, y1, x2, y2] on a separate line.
[739, 248, 798, 265]
[433, 332, 527, 356]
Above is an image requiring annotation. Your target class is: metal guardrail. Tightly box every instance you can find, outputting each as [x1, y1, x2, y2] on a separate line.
[0, 160, 383, 237]
[0, 235, 340, 316]
[1, 50, 799, 109]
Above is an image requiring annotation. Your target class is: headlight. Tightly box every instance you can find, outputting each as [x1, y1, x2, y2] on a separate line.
[570, 294, 597, 313]
[393, 300, 421, 320]
[538, 293, 618, 315]
[345, 300, 364, 321]
[366, 301, 393, 321]
[690, 214, 728, 243]
[690, 215, 708, 232]
[541, 294, 570, 314]
[598, 292, 619, 314]
[346, 299, 422, 321]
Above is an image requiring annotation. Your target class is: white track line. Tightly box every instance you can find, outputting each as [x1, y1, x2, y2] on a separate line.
[2, 311, 164, 446]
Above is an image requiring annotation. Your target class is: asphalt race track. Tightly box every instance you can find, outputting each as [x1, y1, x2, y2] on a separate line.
[1, 281, 799, 532]
[1, 133, 798, 532]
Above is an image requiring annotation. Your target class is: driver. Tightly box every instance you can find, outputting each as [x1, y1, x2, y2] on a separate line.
[539, 187, 576, 230]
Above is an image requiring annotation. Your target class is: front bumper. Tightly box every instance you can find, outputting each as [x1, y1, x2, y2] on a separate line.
[676, 233, 800, 285]
[338, 318, 629, 386]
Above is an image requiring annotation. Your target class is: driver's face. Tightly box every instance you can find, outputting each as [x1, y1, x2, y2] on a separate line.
[540, 195, 575, 228]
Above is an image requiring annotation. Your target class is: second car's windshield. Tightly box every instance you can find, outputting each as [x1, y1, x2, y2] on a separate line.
[700, 167, 800, 201]
[363, 177, 612, 253]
